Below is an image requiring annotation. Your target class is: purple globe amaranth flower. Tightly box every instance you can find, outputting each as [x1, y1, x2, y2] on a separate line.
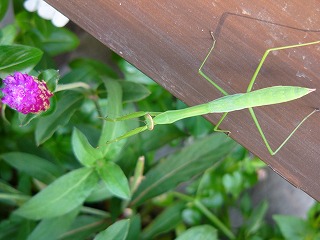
[1, 72, 53, 114]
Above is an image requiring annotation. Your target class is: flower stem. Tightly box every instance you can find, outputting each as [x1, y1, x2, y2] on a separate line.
[55, 82, 91, 92]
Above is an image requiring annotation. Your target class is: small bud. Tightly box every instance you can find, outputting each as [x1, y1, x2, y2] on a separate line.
[1, 72, 53, 114]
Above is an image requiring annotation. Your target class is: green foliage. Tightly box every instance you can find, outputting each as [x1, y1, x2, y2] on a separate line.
[96, 161, 131, 200]
[38, 69, 60, 92]
[94, 219, 130, 240]
[27, 207, 80, 240]
[274, 213, 320, 240]
[0, 2, 317, 240]
[141, 202, 185, 239]
[0, 45, 43, 78]
[1, 152, 62, 184]
[14, 168, 99, 220]
[0, 24, 17, 45]
[175, 225, 218, 240]
[0, 0, 9, 21]
[15, 12, 79, 56]
[72, 128, 102, 167]
[98, 78, 127, 157]
[35, 92, 84, 145]
[131, 134, 236, 206]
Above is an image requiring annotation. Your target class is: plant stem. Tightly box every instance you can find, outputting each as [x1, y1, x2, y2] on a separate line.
[81, 206, 110, 217]
[130, 156, 145, 194]
[55, 82, 91, 92]
[194, 199, 235, 240]
[0, 193, 30, 202]
[173, 192, 235, 240]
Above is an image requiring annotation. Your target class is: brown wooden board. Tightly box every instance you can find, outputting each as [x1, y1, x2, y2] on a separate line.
[45, 0, 320, 201]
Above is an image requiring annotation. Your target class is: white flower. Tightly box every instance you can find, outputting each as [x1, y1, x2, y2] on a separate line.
[24, 0, 69, 27]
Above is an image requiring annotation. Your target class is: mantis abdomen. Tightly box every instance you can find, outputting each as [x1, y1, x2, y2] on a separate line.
[153, 86, 314, 125]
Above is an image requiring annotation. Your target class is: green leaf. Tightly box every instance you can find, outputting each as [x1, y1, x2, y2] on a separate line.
[69, 58, 118, 79]
[72, 124, 101, 150]
[0, 0, 9, 21]
[21, 15, 79, 56]
[273, 215, 317, 240]
[72, 128, 103, 167]
[1, 152, 62, 184]
[141, 124, 186, 152]
[120, 81, 151, 103]
[38, 69, 59, 92]
[35, 92, 83, 145]
[117, 60, 155, 85]
[99, 81, 151, 103]
[245, 201, 268, 236]
[0, 216, 36, 240]
[0, 24, 17, 45]
[0, 181, 21, 194]
[142, 202, 185, 239]
[86, 181, 113, 202]
[307, 203, 320, 224]
[12, 0, 25, 14]
[94, 219, 130, 240]
[222, 171, 243, 198]
[98, 78, 126, 158]
[15, 11, 33, 32]
[14, 167, 99, 220]
[0, 45, 43, 78]
[182, 208, 202, 226]
[41, 28, 79, 56]
[175, 225, 218, 240]
[0, 218, 20, 239]
[97, 161, 130, 200]
[59, 215, 108, 240]
[126, 215, 141, 240]
[27, 207, 80, 240]
[131, 133, 236, 206]
[59, 68, 91, 83]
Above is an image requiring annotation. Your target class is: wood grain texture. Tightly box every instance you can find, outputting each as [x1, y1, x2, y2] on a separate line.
[46, 0, 320, 200]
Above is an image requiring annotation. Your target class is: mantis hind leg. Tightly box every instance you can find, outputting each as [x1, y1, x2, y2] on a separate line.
[246, 40, 320, 154]
[246, 40, 320, 92]
[249, 107, 318, 155]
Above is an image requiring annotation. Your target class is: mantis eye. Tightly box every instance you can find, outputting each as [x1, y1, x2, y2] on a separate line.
[144, 114, 154, 130]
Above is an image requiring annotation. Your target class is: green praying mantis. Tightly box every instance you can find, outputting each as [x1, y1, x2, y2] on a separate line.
[104, 32, 320, 155]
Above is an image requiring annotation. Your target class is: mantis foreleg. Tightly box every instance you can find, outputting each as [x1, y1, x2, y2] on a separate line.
[198, 32, 229, 96]
[102, 111, 161, 122]
[198, 32, 231, 133]
[102, 113, 156, 143]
